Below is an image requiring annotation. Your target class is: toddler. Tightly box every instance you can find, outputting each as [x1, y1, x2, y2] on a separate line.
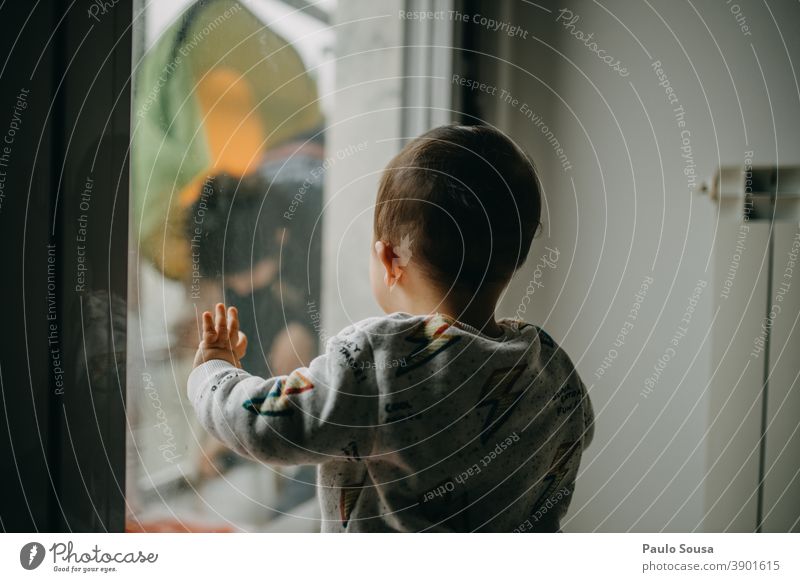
[188, 124, 595, 532]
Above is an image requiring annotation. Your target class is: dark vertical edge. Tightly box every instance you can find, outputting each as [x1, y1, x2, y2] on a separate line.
[109, 0, 133, 532]
[0, 0, 63, 532]
[452, 0, 481, 125]
[400, 0, 412, 142]
[756, 175, 777, 533]
[56, 0, 132, 532]
[47, 0, 69, 533]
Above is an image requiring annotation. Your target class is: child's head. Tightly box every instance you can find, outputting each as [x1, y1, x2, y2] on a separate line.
[370, 124, 542, 314]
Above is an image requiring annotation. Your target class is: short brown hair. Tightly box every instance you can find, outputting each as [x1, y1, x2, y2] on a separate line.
[374, 124, 542, 294]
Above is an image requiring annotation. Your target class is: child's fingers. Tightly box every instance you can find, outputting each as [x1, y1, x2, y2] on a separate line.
[202, 311, 213, 332]
[235, 331, 248, 358]
[215, 303, 229, 342]
[228, 307, 247, 358]
[228, 306, 239, 338]
[201, 311, 216, 342]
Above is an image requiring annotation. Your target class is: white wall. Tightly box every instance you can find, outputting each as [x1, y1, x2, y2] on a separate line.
[322, 0, 405, 333]
[321, 0, 800, 531]
[483, 0, 800, 531]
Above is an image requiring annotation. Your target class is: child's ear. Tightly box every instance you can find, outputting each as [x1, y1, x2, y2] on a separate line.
[374, 240, 403, 288]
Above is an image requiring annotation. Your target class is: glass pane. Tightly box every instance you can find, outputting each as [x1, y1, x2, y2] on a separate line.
[127, 0, 336, 532]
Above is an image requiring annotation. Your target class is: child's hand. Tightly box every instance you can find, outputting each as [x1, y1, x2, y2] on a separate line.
[192, 303, 248, 369]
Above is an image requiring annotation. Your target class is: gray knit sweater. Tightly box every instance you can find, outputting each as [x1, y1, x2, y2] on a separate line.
[187, 312, 594, 532]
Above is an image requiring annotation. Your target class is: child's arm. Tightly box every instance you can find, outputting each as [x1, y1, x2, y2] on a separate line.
[188, 303, 377, 466]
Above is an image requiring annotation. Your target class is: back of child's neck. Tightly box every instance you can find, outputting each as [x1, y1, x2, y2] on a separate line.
[396, 289, 503, 337]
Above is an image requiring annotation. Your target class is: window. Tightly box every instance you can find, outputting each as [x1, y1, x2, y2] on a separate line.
[126, 0, 453, 532]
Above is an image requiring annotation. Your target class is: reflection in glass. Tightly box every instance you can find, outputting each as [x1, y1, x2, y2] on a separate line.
[128, 0, 333, 532]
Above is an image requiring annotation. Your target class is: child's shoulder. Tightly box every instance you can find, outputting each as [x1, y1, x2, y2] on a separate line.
[498, 317, 558, 347]
[335, 314, 571, 361]
[338, 314, 563, 344]
[334, 312, 428, 340]
[499, 318, 579, 370]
